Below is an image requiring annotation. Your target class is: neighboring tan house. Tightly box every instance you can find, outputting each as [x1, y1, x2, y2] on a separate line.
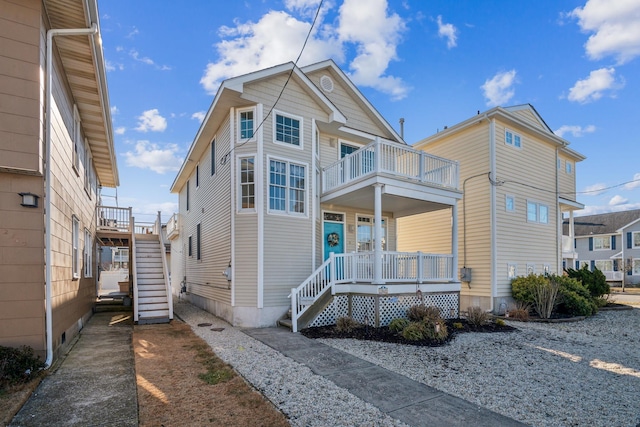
[565, 209, 640, 285]
[0, 0, 117, 364]
[397, 105, 585, 313]
[169, 60, 463, 332]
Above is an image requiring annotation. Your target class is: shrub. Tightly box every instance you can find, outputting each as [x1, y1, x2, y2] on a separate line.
[407, 305, 441, 322]
[452, 322, 464, 329]
[495, 318, 506, 326]
[511, 274, 560, 319]
[466, 306, 490, 326]
[565, 265, 610, 298]
[555, 275, 596, 316]
[506, 302, 530, 321]
[422, 319, 448, 341]
[388, 318, 410, 333]
[401, 322, 426, 341]
[336, 316, 361, 333]
[511, 274, 547, 305]
[0, 345, 45, 389]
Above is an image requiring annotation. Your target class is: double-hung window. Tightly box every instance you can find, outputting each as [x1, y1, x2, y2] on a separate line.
[274, 112, 301, 147]
[72, 216, 80, 279]
[633, 259, 640, 275]
[239, 157, 255, 211]
[527, 201, 548, 224]
[238, 108, 255, 141]
[505, 129, 521, 148]
[632, 231, 640, 248]
[595, 260, 613, 271]
[269, 159, 305, 215]
[593, 236, 611, 250]
[84, 229, 92, 278]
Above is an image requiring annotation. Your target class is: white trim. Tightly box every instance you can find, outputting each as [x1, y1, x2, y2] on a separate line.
[526, 200, 549, 224]
[230, 109, 236, 307]
[237, 106, 257, 143]
[593, 235, 612, 251]
[504, 128, 522, 149]
[273, 109, 304, 150]
[312, 119, 317, 268]
[490, 118, 497, 310]
[338, 139, 363, 160]
[237, 154, 257, 214]
[565, 160, 573, 174]
[266, 155, 309, 218]
[257, 104, 264, 309]
[632, 231, 640, 249]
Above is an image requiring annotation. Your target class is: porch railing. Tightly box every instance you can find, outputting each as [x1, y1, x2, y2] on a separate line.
[322, 138, 459, 193]
[97, 206, 132, 233]
[289, 251, 454, 332]
[155, 211, 173, 320]
[166, 213, 178, 239]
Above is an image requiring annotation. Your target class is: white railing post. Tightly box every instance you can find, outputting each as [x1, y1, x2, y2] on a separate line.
[158, 211, 173, 320]
[417, 251, 423, 284]
[131, 215, 138, 322]
[291, 287, 298, 333]
[373, 183, 383, 284]
[330, 252, 336, 292]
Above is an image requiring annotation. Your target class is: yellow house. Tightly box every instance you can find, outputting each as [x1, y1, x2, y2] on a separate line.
[0, 0, 117, 363]
[398, 105, 585, 312]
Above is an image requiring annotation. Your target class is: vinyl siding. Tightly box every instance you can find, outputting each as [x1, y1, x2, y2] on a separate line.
[509, 109, 546, 131]
[495, 119, 558, 296]
[178, 115, 233, 305]
[397, 209, 452, 253]
[558, 152, 576, 201]
[413, 125, 492, 297]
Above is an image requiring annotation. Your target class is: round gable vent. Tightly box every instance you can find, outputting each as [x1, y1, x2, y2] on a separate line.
[320, 75, 334, 93]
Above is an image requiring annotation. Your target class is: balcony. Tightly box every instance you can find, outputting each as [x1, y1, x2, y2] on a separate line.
[166, 213, 179, 240]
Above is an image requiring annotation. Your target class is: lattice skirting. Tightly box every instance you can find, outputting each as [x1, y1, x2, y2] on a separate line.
[308, 292, 459, 328]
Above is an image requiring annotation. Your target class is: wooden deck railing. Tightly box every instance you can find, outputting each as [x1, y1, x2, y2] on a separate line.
[97, 206, 132, 233]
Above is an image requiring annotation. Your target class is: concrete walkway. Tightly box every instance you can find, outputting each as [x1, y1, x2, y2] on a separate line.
[244, 327, 527, 427]
[9, 312, 138, 427]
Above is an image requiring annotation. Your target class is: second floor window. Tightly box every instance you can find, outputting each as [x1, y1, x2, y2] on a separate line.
[505, 129, 521, 148]
[239, 109, 254, 140]
[593, 236, 611, 250]
[275, 113, 301, 146]
[240, 157, 255, 211]
[527, 201, 548, 224]
[269, 159, 305, 214]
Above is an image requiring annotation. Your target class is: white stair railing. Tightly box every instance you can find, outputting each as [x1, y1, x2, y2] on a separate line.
[131, 215, 139, 322]
[156, 211, 173, 320]
[290, 254, 337, 333]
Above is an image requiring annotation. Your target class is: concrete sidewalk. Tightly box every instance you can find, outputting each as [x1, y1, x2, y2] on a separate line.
[9, 312, 138, 427]
[245, 327, 527, 427]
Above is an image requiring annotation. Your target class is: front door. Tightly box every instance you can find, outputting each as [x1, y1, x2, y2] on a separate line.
[323, 212, 345, 279]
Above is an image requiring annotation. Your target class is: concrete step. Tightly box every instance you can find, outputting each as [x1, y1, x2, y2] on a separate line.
[139, 309, 170, 319]
[277, 318, 293, 330]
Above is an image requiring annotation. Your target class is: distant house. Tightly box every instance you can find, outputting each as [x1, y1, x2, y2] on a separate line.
[564, 209, 640, 285]
[0, 0, 117, 363]
[169, 60, 463, 331]
[397, 105, 586, 313]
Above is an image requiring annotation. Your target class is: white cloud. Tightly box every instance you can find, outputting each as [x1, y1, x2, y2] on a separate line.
[436, 15, 457, 49]
[567, 67, 623, 103]
[135, 109, 167, 133]
[191, 111, 206, 123]
[609, 195, 629, 206]
[105, 60, 115, 72]
[111, 106, 119, 115]
[200, 0, 409, 100]
[129, 49, 171, 71]
[481, 70, 517, 106]
[554, 124, 596, 137]
[568, 0, 640, 64]
[115, 127, 126, 135]
[625, 172, 640, 190]
[583, 183, 608, 195]
[123, 141, 182, 174]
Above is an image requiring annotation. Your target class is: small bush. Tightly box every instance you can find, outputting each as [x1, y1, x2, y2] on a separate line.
[336, 316, 361, 333]
[511, 274, 560, 319]
[0, 345, 45, 389]
[506, 302, 530, 321]
[422, 319, 449, 341]
[407, 305, 441, 322]
[452, 322, 464, 329]
[466, 306, 490, 326]
[401, 322, 426, 341]
[388, 318, 410, 333]
[566, 265, 609, 298]
[495, 318, 506, 326]
[555, 275, 596, 316]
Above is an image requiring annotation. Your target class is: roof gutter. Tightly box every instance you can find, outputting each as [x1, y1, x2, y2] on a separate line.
[45, 22, 98, 368]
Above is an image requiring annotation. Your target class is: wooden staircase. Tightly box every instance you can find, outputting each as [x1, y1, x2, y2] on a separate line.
[135, 234, 170, 324]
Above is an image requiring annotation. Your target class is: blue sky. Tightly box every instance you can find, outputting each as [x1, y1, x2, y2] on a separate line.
[98, 0, 640, 221]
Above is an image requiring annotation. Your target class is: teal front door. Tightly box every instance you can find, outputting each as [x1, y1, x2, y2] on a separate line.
[323, 221, 344, 279]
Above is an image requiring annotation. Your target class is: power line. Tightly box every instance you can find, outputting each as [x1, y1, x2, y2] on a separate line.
[220, 0, 324, 165]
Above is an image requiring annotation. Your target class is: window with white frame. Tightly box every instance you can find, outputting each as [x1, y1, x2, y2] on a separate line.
[505, 129, 521, 148]
[595, 260, 613, 271]
[196, 223, 201, 261]
[557, 158, 561, 170]
[566, 161, 573, 174]
[72, 216, 80, 279]
[633, 231, 640, 248]
[238, 108, 255, 141]
[356, 215, 386, 252]
[269, 159, 306, 215]
[527, 201, 549, 223]
[633, 259, 640, 275]
[239, 157, 255, 211]
[211, 139, 216, 176]
[340, 142, 359, 158]
[508, 263, 517, 279]
[543, 264, 550, 275]
[526, 264, 535, 275]
[274, 112, 301, 147]
[505, 195, 515, 212]
[84, 229, 92, 278]
[593, 236, 611, 250]
[73, 105, 81, 175]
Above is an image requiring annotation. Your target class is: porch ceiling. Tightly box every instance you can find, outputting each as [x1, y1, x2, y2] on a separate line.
[321, 174, 461, 218]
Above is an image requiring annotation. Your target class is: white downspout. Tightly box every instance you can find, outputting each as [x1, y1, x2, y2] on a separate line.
[45, 23, 98, 368]
[489, 118, 496, 313]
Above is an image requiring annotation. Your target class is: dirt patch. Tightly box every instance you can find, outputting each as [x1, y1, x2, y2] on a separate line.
[301, 319, 516, 346]
[0, 378, 43, 426]
[133, 320, 289, 427]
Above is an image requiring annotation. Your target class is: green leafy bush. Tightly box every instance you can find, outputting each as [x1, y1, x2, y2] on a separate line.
[0, 345, 45, 389]
[422, 319, 448, 341]
[495, 318, 506, 326]
[388, 318, 410, 333]
[511, 274, 547, 305]
[401, 322, 426, 341]
[565, 265, 610, 298]
[555, 275, 597, 316]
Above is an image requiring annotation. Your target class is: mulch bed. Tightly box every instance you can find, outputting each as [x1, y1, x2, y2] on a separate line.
[301, 319, 516, 347]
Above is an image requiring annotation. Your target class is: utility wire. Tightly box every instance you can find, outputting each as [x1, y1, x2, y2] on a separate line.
[220, 0, 324, 165]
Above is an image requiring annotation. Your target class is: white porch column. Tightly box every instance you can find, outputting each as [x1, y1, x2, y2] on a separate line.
[373, 183, 384, 284]
[451, 203, 458, 281]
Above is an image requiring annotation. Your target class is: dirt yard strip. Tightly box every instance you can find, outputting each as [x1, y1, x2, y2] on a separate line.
[133, 320, 289, 426]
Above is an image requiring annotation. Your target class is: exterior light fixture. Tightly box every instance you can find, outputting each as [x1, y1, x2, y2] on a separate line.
[19, 192, 39, 208]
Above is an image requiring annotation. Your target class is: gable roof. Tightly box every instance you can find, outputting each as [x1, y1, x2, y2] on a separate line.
[564, 209, 640, 236]
[46, 0, 118, 187]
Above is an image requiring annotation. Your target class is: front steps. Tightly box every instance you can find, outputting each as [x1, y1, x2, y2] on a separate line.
[135, 234, 170, 324]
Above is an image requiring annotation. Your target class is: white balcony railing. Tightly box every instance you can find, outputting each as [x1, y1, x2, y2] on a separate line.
[97, 206, 132, 233]
[322, 138, 459, 193]
[166, 213, 178, 239]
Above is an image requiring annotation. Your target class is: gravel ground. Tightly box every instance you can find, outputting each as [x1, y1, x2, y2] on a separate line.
[175, 298, 640, 427]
